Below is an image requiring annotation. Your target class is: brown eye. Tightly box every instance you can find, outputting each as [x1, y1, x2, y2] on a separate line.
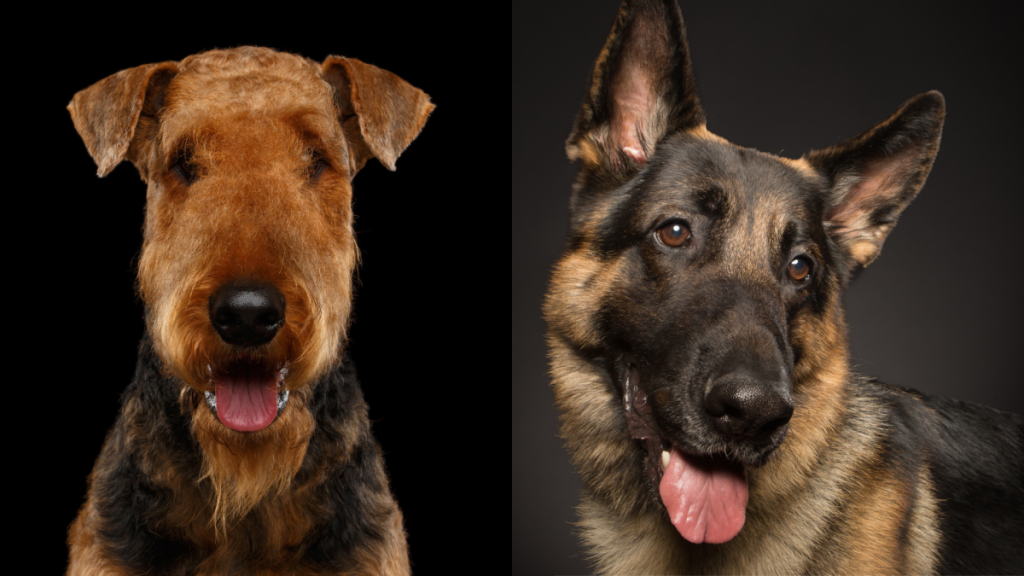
[788, 256, 812, 282]
[303, 150, 327, 180]
[171, 150, 198, 185]
[657, 222, 691, 247]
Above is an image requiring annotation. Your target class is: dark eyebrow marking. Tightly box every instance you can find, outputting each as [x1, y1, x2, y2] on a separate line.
[694, 185, 727, 218]
[779, 222, 797, 261]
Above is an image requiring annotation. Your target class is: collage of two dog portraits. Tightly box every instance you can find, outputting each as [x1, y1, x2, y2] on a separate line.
[20, 0, 1023, 574]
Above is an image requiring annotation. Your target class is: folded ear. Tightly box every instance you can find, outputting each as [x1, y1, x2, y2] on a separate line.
[68, 62, 180, 177]
[321, 56, 434, 173]
[806, 91, 945, 269]
[567, 0, 704, 183]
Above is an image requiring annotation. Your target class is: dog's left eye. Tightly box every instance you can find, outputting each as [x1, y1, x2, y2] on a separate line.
[787, 256, 812, 282]
[303, 150, 327, 180]
[171, 149, 198, 185]
[656, 222, 691, 247]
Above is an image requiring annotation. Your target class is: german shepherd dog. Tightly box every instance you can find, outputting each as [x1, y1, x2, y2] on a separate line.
[544, 1, 1024, 573]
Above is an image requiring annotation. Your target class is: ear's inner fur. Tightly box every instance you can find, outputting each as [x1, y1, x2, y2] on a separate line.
[807, 91, 945, 270]
[567, 0, 704, 184]
[608, 15, 672, 163]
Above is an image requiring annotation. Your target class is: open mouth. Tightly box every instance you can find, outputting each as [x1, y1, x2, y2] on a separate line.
[622, 367, 749, 544]
[204, 361, 289, 432]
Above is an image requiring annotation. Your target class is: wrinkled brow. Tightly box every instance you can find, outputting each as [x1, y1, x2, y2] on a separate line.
[284, 109, 339, 148]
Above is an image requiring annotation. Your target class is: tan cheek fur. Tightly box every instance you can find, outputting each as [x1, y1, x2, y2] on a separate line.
[544, 250, 626, 350]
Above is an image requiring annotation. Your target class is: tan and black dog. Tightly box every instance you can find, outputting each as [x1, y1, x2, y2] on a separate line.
[66, 47, 431, 575]
[544, 0, 1023, 573]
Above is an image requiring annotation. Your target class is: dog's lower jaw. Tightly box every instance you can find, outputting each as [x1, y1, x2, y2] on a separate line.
[621, 367, 753, 544]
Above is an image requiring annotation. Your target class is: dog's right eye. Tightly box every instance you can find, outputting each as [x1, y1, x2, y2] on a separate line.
[171, 151, 198, 186]
[306, 151, 327, 181]
[787, 256, 812, 282]
[656, 221, 691, 247]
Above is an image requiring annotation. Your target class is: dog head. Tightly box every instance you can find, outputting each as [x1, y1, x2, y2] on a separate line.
[545, 0, 943, 545]
[69, 47, 433, 433]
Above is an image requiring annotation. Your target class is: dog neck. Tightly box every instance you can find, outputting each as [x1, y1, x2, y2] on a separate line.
[124, 336, 371, 545]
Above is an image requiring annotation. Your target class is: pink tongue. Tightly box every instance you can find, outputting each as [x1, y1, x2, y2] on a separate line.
[659, 447, 748, 544]
[214, 370, 279, 432]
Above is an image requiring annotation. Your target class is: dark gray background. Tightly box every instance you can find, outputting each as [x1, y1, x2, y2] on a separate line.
[510, 1, 1024, 574]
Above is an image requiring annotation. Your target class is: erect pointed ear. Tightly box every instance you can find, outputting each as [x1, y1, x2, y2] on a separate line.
[567, 0, 704, 182]
[320, 56, 434, 173]
[68, 62, 179, 177]
[805, 91, 945, 270]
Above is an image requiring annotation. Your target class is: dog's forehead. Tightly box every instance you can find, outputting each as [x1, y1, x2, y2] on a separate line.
[645, 132, 822, 215]
[581, 132, 827, 258]
[160, 48, 338, 144]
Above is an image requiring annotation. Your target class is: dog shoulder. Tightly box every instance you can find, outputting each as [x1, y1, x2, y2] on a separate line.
[858, 379, 1024, 573]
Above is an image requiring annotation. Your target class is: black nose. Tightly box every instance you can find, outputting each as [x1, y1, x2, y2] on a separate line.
[704, 371, 793, 440]
[209, 280, 286, 347]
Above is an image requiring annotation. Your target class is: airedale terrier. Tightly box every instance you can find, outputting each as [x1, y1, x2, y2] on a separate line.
[65, 47, 432, 576]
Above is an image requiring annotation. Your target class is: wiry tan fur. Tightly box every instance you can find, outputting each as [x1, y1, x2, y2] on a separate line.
[186, 387, 317, 536]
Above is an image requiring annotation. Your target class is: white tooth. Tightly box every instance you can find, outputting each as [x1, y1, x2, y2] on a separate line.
[661, 450, 671, 470]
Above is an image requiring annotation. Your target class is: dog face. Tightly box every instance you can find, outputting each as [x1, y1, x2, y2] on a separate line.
[69, 47, 433, 433]
[545, 0, 943, 545]
[578, 131, 827, 465]
[136, 50, 358, 426]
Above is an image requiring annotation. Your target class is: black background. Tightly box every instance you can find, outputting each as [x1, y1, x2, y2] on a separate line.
[509, 1, 1024, 574]
[26, 6, 493, 574]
